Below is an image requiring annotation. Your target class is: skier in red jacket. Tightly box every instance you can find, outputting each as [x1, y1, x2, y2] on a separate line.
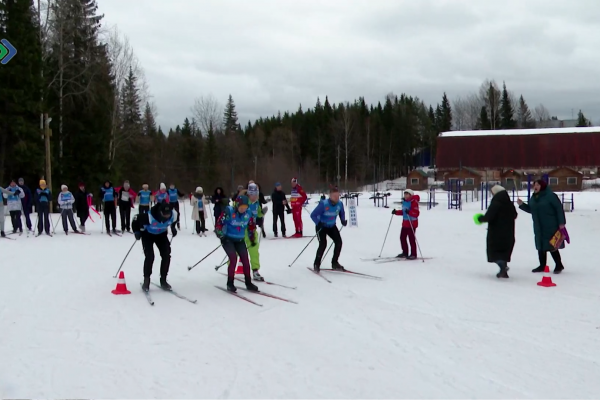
[391, 189, 420, 260]
[290, 177, 307, 237]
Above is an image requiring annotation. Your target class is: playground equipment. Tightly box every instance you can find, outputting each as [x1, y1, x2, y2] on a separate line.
[427, 187, 436, 210]
[341, 192, 362, 206]
[370, 192, 391, 208]
[448, 180, 462, 210]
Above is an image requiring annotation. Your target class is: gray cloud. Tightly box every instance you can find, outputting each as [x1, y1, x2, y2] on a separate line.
[98, 0, 600, 129]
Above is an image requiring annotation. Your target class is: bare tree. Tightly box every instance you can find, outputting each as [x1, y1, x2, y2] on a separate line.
[534, 104, 551, 122]
[478, 79, 501, 129]
[191, 94, 223, 135]
[452, 94, 481, 130]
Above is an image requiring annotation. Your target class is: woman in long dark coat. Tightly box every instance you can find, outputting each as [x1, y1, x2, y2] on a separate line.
[517, 179, 566, 274]
[475, 185, 517, 278]
[212, 187, 226, 222]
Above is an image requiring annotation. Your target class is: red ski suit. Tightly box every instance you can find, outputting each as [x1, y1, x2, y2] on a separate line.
[290, 183, 307, 234]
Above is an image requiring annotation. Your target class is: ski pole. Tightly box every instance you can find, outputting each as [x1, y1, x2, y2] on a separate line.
[408, 218, 425, 263]
[322, 225, 344, 259]
[378, 214, 394, 257]
[113, 239, 138, 278]
[189, 244, 221, 271]
[53, 210, 62, 233]
[288, 233, 318, 267]
[182, 200, 188, 229]
[215, 258, 228, 271]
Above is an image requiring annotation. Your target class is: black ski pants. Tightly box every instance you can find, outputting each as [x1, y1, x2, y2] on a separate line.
[139, 205, 150, 214]
[119, 200, 131, 231]
[61, 209, 78, 232]
[103, 202, 117, 231]
[222, 239, 251, 279]
[10, 210, 22, 232]
[37, 202, 51, 234]
[141, 231, 171, 278]
[79, 214, 88, 227]
[195, 213, 206, 233]
[315, 225, 342, 265]
[272, 208, 286, 235]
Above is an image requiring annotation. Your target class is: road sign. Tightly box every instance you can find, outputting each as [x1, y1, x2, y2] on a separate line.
[0, 39, 17, 65]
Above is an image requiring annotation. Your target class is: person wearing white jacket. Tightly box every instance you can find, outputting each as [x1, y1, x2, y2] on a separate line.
[0, 186, 14, 237]
[191, 186, 208, 236]
[3, 179, 25, 233]
[57, 184, 80, 234]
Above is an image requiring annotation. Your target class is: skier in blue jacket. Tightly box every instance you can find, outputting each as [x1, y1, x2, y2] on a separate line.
[310, 186, 347, 272]
[132, 201, 178, 292]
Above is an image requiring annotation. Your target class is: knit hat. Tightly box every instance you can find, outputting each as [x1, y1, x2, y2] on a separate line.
[235, 195, 249, 206]
[78, 182, 85, 187]
[329, 185, 339, 193]
[18, 177, 24, 184]
[535, 179, 548, 191]
[247, 183, 259, 196]
[39, 179, 46, 186]
[196, 186, 203, 193]
[160, 183, 166, 190]
[491, 185, 506, 195]
[275, 182, 281, 187]
[404, 189, 414, 196]
[61, 184, 67, 190]
[291, 177, 298, 183]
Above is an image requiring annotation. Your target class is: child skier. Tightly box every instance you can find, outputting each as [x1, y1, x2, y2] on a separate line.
[4, 180, 25, 233]
[191, 186, 207, 236]
[391, 189, 420, 260]
[100, 180, 118, 235]
[246, 183, 265, 281]
[215, 194, 259, 293]
[58, 184, 79, 234]
[290, 177, 307, 237]
[138, 184, 152, 214]
[132, 201, 178, 291]
[310, 186, 347, 271]
[35, 180, 52, 236]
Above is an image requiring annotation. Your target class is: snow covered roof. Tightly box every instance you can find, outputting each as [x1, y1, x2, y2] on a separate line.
[439, 126, 600, 138]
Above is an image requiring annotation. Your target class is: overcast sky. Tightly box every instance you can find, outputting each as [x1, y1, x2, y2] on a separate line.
[97, 0, 600, 129]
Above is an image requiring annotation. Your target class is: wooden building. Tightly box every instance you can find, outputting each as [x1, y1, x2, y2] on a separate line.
[444, 167, 482, 190]
[406, 169, 429, 191]
[547, 167, 583, 192]
[500, 169, 524, 190]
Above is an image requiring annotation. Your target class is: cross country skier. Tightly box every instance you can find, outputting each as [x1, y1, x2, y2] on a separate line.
[391, 189, 420, 260]
[310, 186, 347, 271]
[17, 178, 33, 232]
[115, 180, 136, 232]
[0, 186, 13, 237]
[245, 183, 266, 281]
[58, 185, 79, 234]
[191, 186, 207, 235]
[167, 183, 185, 229]
[138, 184, 152, 214]
[35, 180, 52, 236]
[290, 177, 307, 237]
[100, 181, 118, 235]
[215, 194, 259, 292]
[132, 201, 178, 291]
[4, 179, 25, 233]
[74, 182, 91, 232]
[154, 183, 168, 204]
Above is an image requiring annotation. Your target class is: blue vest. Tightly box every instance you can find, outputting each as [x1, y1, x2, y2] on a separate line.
[168, 188, 178, 203]
[248, 201, 260, 219]
[156, 191, 168, 203]
[223, 206, 252, 241]
[37, 188, 51, 202]
[7, 186, 20, 203]
[101, 187, 114, 202]
[319, 200, 343, 227]
[138, 190, 151, 206]
[196, 196, 204, 210]
[145, 211, 176, 235]
[402, 199, 417, 222]
[59, 192, 73, 203]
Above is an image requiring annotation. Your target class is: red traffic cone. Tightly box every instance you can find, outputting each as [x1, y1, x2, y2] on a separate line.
[537, 266, 556, 287]
[235, 258, 244, 275]
[112, 271, 131, 294]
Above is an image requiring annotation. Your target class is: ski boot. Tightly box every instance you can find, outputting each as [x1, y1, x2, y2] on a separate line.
[313, 261, 321, 272]
[396, 253, 407, 258]
[282, 232, 287, 238]
[74, 229, 80, 234]
[407, 255, 417, 260]
[245, 276, 259, 292]
[160, 277, 172, 290]
[274, 232, 278, 238]
[142, 277, 151, 292]
[227, 277, 237, 293]
[64, 231, 68, 235]
[81, 226, 86, 233]
[112, 229, 119, 235]
[0, 231, 5, 237]
[252, 270, 265, 282]
[332, 261, 345, 271]
[261, 230, 266, 238]
[177, 222, 181, 230]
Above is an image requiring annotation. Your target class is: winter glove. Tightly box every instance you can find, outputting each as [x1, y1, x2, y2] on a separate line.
[316, 222, 324, 231]
[172, 229, 178, 237]
[391, 209, 396, 215]
[473, 213, 484, 225]
[250, 240, 257, 247]
[341, 220, 347, 227]
[14, 190, 21, 196]
[560, 226, 570, 244]
[219, 236, 228, 245]
[262, 205, 268, 213]
[134, 232, 141, 240]
[286, 209, 292, 214]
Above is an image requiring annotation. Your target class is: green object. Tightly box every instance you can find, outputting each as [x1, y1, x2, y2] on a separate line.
[473, 213, 483, 225]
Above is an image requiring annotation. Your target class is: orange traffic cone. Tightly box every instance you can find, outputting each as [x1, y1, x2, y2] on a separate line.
[537, 265, 556, 287]
[112, 271, 131, 294]
[235, 258, 244, 274]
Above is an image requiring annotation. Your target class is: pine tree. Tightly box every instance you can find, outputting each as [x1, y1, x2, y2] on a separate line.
[181, 117, 192, 137]
[120, 67, 142, 129]
[142, 102, 157, 136]
[477, 106, 491, 130]
[440, 92, 452, 132]
[204, 122, 219, 189]
[223, 94, 238, 133]
[576, 110, 588, 127]
[516, 95, 535, 129]
[0, 0, 44, 183]
[499, 82, 516, 129]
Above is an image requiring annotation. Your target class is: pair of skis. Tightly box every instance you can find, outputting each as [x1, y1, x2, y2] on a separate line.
[306, 267, 383, 283]
[360, 256, 433, 263]
[140, 282, 197, 306]
[216, 272, 298, 306]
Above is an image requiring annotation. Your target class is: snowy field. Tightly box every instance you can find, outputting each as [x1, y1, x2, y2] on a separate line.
[2, 190, 600, 398]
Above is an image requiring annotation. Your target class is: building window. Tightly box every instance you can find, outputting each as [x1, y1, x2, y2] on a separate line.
[567, 177, 577, 185]
[505, 178, 515, 186]
[464, 178, 474, 185]
[549, 177, 559, 185]
[410, 178, 419, 185]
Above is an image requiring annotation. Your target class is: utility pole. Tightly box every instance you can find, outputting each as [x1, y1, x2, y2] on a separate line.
[43, 113, 53, 212]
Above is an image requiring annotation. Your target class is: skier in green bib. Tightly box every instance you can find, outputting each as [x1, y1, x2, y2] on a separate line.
[246, 183, 265, 281]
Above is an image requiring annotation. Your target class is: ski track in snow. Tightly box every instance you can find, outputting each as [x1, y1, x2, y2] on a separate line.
[2, 194, 600, 398]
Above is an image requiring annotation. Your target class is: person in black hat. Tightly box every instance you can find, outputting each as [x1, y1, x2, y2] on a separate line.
[132, 200, 178, 291]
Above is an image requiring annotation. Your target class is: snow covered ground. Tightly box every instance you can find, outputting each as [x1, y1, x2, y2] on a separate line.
[2, 191, 600, 398]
